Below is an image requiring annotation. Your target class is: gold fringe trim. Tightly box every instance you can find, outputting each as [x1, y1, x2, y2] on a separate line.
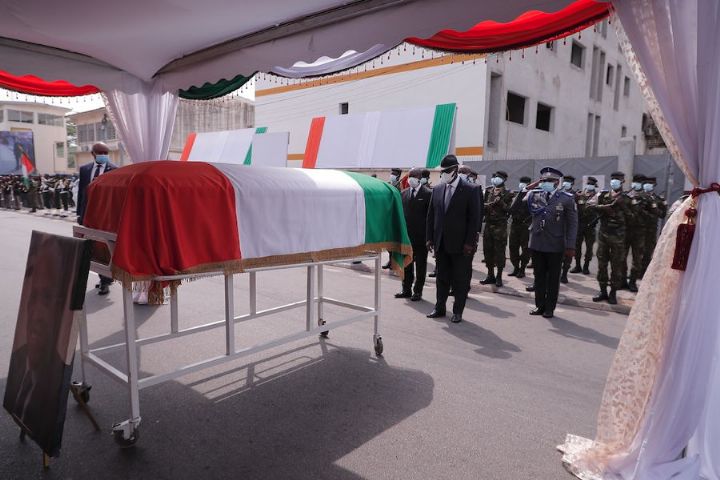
[109, 244, 412, 288]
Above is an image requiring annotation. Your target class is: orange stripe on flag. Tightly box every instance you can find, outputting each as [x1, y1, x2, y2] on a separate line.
[179, 132, 197, 161]
[302, 117, 325, 169]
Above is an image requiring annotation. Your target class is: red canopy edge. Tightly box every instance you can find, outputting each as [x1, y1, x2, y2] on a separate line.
[406, 0, 611, 53]
[0, 70, 100, 97]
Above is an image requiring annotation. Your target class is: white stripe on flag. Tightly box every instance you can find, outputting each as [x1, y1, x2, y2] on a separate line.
[212, 164, 366, 259]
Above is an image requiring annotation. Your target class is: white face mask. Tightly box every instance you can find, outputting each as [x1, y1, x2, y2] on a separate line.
[631, 182, 642, 191]
[420, 178, 428, 185]
[408, 177, 420, 189]
[439, 171, 455, 184]
[389, 175, 398, 183]
[467, 177, 476, 184]
[491, 176, 504, 187]
[518, 183, 528, 191]
[643, 183, 654, 192]
[458, 173, 468, 182]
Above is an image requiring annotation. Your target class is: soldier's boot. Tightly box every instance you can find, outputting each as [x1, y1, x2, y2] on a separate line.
[619, 278, 630, 291]
[569, 259, 582, 274]
[560, 266, 570, 284]
[516, 263, 526, 279]
[593, 285, 609, 303]
[495, 269, 504, 288]
[608, 289, 618, 305]
[508, 264, 520, 277]
[582, 260, 591, 275]
[628, 278, 638, 293]
[480, 268, 496, 285]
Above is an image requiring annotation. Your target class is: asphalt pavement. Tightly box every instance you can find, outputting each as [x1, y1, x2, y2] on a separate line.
[0, 210, 626, 480]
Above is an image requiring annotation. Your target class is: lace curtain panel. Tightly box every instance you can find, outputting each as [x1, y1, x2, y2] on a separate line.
[561, 1, 720, 478]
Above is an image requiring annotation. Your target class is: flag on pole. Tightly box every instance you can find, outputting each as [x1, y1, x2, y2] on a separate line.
[19, 147, 34, 186]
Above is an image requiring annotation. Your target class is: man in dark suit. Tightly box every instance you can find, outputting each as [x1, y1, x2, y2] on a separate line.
[395, 167, 432, 301]
[526, 167, 578, 319]
[77, 142, 117, 295]
[426, 155, 480, 323]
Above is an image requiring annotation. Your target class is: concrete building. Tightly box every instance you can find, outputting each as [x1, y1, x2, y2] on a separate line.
[67, 107, 126, 169]
[0, 101, 70, 174]
[255, 20, 649, 168]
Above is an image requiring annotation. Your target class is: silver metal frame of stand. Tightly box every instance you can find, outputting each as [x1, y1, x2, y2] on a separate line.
[73, 226, 383, 446]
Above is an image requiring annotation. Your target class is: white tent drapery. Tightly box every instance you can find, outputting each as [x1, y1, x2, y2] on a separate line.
[562, 1, 720, 479]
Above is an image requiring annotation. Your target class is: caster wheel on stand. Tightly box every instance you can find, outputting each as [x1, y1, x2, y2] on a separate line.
[374, 336, 384, 356]
[112, 420, 140, 448]
[70, 381, 91, 404]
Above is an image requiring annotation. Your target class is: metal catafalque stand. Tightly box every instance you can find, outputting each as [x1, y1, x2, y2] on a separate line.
[73, 226, 384, 446]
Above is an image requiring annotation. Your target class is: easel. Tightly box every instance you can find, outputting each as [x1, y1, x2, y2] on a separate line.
[17, 382, 101, 470]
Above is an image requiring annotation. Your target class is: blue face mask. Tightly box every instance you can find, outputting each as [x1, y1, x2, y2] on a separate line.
[610, 179, 622, 190]
[491, 176, 504, 187]
[643, 183, 654, 192]
[95, 154, 109, 165]
[631, 182, 642, 191]
[562, 181, 572, 190]
[540, 181, 556, 193]
[585, 184, 596, 192]
[518, 182, 528, 191]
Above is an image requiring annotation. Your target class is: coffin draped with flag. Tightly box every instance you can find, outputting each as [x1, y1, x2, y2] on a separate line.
[83, 161, 412, 283]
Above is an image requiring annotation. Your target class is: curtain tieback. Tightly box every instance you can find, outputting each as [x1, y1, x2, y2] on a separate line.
[672, 182, 720, 271]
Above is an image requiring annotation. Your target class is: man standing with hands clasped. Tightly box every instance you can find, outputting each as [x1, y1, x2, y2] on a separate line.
[426, 155, 480, 323]
[526, 167, 578, 319]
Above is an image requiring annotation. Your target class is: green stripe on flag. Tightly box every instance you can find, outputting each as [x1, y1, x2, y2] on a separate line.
[425, 103, 456, 168]
[343, 171, 411, 268]
[243, 127, 268, 166]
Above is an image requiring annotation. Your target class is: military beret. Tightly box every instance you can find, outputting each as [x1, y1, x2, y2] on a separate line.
[520, 176, 532, 183]
[540, 166, 563, 180]
[632, 174, 646, 182]
[391, 168, 402, 175]
[610, 171, 625, 179]
[645, 176, 657, 184]
[586, 176, 598, 185]
[493, 171, 509, 180]
[563, 175, 576, 183]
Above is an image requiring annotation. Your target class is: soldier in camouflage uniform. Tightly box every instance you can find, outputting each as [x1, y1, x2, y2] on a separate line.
[621, 174, 646, 292]
[590, 171, 631, 305]
[508, 176, 532, 279]
[569, 176, 599, 275]
[559, 175, 576, 283]
[480, 170, 513, 287]
[639, 176, 667, 275]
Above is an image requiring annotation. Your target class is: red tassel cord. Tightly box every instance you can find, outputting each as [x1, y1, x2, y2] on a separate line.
[671, 183, 720, 271]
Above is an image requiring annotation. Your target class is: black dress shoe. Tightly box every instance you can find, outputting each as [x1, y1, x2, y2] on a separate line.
[450, 314, 462, 323]
[394, 291, 412, 298]
[410, 293, 422, 301]
[381, 262, 391, 270]
[529, 307, 545, 316]
[542, 311, 554, 319]
[98, 284, 110, 296]
[428, 271, 437, 278]
[426, 309, 446, 318]
[526, 284, 535, 292]
[95, 283, 101, 289]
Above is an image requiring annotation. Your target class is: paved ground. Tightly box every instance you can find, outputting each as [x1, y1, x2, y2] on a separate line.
[0, 210, 627, 480]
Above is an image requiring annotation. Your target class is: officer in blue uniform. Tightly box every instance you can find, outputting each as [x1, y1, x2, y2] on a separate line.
[526, 167, 578, 319]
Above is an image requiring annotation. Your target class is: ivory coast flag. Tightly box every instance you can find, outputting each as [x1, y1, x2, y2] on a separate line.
[303, 103, 456, 169]
[82, 161, 412, 284]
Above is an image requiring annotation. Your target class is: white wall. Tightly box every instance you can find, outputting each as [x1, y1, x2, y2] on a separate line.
[255, 47, 487, 168]
[484, 20, 647, 160]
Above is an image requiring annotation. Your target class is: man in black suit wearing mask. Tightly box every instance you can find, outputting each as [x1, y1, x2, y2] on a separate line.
[77, 142, 117, 295]
[395, 167, 432, 301]
[426, 155, 480, 323]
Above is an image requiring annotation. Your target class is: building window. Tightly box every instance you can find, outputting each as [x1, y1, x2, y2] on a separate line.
[545, 41, 555, 52]
[77, 123, 95, 143]
[96, 121, 116, 140]
[624, 76, 631, 97]
[339, 102, 349, 115]
[506, 92, 527, 125]
[570, 41, 585, 69]
[0, 109, 3, 122]
[7, 109, 34, 123]
[535, 103, 553, 132]
[55, 142, 65, 158]
[38, 113, 64, 127]
[621, 125, 627, 137]
[606, 64, 614, 86]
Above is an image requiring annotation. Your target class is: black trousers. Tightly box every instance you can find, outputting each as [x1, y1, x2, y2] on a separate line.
[402, 243, 428, 295]
[532, 250, 564, 313]
[435, 246, 473, 315]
